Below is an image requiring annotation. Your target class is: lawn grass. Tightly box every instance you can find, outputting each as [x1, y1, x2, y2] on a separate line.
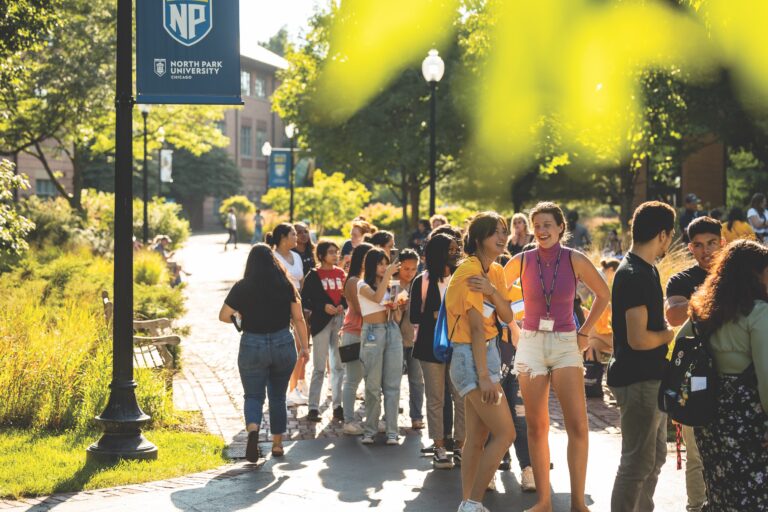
[0, 423, 227, 499]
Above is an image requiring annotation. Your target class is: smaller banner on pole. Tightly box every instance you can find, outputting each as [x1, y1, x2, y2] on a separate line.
[268, 150, 291, 189]
[160, 149, 174, 183]
[136, 0, 241, 105]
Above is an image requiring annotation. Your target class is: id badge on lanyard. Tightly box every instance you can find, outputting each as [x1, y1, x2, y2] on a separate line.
[537, 248, 562, 333]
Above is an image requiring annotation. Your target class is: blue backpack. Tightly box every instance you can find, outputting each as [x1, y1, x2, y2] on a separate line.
[433, 291, 459, 363]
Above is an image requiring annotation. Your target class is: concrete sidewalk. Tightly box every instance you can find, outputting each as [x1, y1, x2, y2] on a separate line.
[6, 432, 686, 511]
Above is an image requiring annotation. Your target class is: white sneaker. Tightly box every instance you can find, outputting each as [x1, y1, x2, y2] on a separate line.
[297, 380, 309, 396]
[433, 447, 454, 469]
[361, 434, 375, 445]
[343, 422, 364, 435]
[457, 500, 490, 512]
[378, 420, 386, 433]
[386, 434, 399, 445]
[521, 466, 536, 492]
[286, 388, 308, 407]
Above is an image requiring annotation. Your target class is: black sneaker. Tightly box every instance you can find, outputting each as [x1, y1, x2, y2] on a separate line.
[498, 451, 511, 471]
[453, 448, 462, 467]
[307, 409, 321, 422]
[245, 430, 261, 463]
[333, 406, 344, 421]
[420, 443, 436, 456]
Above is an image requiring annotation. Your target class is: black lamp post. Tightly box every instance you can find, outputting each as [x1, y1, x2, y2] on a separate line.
[285, 123, 297, 223]
[157, 127, 165, 198]
[86, 0, 157, 462]
[139, 104, 150, 244]
[421, 49, 445, 217]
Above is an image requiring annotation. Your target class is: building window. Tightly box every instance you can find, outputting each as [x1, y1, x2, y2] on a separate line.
[240, 71, 251, 97]
[35, 178, 56, 197]
[256, 129, 267, 156]
[254, 77, 267, 98]
[216, 120, 226, 135]
[240, 126, 252, 158]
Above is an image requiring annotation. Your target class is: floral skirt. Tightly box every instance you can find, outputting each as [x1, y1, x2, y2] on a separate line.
[695, 373, 768, 512]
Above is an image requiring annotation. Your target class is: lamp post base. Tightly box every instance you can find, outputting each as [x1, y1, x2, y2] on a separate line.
[86, 380, 158, 463]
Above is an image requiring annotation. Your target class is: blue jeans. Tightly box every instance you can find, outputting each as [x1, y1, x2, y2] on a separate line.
[308, 315, 344, 410]
[501, 374, 531, 469]
[403, 347, 424, 421]
[360, 322, 403, 436]
[341, 331, 364, 423]
[238, 327, 297, 434]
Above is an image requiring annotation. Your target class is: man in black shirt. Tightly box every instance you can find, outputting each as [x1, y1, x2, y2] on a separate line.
[608, 201, 676, 512]
[664, 216, 724, 512]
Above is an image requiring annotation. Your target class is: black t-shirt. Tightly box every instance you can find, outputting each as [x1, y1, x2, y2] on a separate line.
[666, 265, 707, 301]
[607, 252, 668, 387]
[224, 279, 296, 334]
[341, 240, 353, 257]
[295, 247, 315, 277]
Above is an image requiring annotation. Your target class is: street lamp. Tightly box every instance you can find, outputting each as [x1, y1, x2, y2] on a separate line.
[157, 127, 165, 197]
[421, 49, 444, 217]
[285, 123, 297, 223]
[139, 104, 150, 244]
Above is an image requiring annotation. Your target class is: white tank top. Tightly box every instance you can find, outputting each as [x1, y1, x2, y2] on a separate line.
[275, 250, 304, 290]
[357, 279, 391, 317]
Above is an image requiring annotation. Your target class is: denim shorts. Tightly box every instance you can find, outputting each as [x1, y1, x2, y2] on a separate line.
[513, 329, 583, 377]
[449, 339, 502, 397]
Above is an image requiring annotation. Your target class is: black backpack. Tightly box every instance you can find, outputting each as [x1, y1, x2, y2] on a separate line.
[658, 322, 719, 426]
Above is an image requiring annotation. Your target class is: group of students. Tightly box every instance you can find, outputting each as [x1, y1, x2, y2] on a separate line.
[219, 200, 766, 512]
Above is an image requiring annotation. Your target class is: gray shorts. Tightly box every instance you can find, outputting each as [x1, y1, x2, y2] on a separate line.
[449, 339, 501, 397]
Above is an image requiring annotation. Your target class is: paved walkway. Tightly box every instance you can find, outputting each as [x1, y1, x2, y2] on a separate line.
[2, 233, 688, 511]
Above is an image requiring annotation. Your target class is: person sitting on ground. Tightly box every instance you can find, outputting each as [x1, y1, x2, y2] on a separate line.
[218, 244, 310, 463]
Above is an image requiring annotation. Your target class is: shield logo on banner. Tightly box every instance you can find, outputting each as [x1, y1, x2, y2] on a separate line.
[163, 0, 213, 47]
[153, 59, 167, 77]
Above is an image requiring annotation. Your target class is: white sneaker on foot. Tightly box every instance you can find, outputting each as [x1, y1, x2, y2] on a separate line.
[386, 434, 399, 445]
[457, 499, 490, 512]
[521, 465, 536, 492]
[286, 388, 308, 407]
[361, 434, 375, 445]
[342, 422, 364, 435]
[432, 447, 454, 469]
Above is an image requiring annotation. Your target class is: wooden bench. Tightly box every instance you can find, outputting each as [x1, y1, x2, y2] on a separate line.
[101, 291, 181, 370]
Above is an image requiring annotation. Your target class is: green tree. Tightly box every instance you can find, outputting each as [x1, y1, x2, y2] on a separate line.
[0, 0, 228, 212]
[0, 0, 60, 58]
[168, 148, 242, 229]
[261, 170, 371, 235]
[273, 9, 465, 229]
[259, 26, 292, 56]
[0, 160, 35, 268]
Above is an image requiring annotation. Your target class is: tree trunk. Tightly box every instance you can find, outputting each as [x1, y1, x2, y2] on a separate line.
[400, 171, 409, 237]
[618, 162, 636, 233]
[408, 172, 420, 230]
[71, 144, 84, 214]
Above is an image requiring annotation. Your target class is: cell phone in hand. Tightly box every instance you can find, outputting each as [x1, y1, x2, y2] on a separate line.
[390, 248, 399, 262]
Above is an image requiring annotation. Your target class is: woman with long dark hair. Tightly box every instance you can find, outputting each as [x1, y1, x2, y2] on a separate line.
[267, 222, 308, 405]
[503, 202, 609, 512]
[680, 240, 768, 510]
[410, 233, 464, 469]
[358, 247, 402, 445]
[339, 242, 374, 435]
[445, 212, 518, 512]
[368, 230, 396, 259]
[219, 244, 310, 462]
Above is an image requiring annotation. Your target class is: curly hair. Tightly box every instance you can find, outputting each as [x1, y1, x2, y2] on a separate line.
[689, 239, 768, 334]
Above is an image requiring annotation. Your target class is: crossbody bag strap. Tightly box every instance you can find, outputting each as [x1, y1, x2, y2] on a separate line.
[520, 251, 526, 301]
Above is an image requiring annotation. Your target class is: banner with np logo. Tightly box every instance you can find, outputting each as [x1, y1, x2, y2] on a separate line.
[136, 0, 242, 105]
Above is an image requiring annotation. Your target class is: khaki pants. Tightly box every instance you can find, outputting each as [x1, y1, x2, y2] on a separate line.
[682, 425, 706, 512]
[420, 360, 465, 443]
[610, 380, 668, 512]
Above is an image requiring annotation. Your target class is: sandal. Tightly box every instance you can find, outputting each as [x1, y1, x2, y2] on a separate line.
[271, 443, 284, 457]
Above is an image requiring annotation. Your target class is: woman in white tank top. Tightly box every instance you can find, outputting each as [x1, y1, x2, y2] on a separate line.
[267, 223, 308, 404]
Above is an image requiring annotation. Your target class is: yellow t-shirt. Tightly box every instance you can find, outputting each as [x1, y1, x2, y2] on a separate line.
[445, 257, 511, 343]
[721, 220, 756, 244]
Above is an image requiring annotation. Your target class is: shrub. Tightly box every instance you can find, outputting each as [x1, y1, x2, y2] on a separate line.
[357, 202, 403, 234]
[135, 283, 186, 320]
[438, 205, 476, 230]
[134, 250, 169, 286]
[19, 196, 83, 248]
[0, 250, 176, 431]
[219, 195, 256, 242]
